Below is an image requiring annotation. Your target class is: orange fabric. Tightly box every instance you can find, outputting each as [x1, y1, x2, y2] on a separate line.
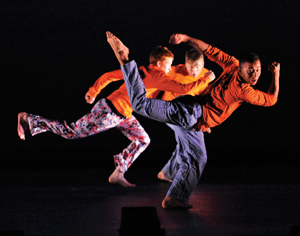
[87, 69, 124, 98]
[88, 64, 211, 118]
[195, 45, 278, 131]
[162, 64, 210, 101]
[140, 65, 211, 98]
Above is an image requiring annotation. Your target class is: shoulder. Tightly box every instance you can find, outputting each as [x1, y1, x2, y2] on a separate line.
[205, 45, 239, 68]
[240, 83, 253, 93]
[144, 65, 171, 82]
[228, 70, 250, 95]
[173, 64, 185, 70]
[234, 72, 252, 92]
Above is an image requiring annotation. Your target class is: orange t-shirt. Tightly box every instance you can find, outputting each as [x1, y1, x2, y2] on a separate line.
[162, 64, 210, 101]
[195, 45, 278, 131]
[87, 64, 211, 118]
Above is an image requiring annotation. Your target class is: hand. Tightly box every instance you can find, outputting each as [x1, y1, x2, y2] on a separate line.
[268, 62, 280, 76]
[85, 92, 95, 104]
[169, 33, 188, 45]
[205, 70, 216, 82]
[192, 125, 212, 133]
[205, 127, 212, 133]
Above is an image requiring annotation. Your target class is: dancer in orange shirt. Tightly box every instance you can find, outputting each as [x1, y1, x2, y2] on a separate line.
[18, 45, 214, 188]
[107, 31, 280, 208]
[85, 47, 214, 187]
[170, 34, 279, 132]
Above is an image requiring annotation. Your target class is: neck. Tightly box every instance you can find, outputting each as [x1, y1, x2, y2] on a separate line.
[238, 71, 247, 83]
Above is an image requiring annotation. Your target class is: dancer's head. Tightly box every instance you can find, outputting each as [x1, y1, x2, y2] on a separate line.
[150, 46, 174, 74]
[185, 48, 204, 78]
[239, 53, 261, 86]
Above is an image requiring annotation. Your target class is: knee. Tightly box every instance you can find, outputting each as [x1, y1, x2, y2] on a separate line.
[196, 154, 207, 175]
[131, 95, 147, 113]
[180, 160, 190, 173]
[135, 131, 151, 148]
[196, 152, 207, 171]
[200, 154, 207, 166]
[142, 133, 151, 147]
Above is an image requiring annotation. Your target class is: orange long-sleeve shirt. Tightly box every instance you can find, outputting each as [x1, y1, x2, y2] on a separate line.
[162, 64, 209, 101]
[87, 65, 211, 118]
[195, 45, 278, 131]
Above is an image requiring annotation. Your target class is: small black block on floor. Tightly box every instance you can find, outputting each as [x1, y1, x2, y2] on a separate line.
[119, 207, 165, 236]
[289, 225, 300, 236]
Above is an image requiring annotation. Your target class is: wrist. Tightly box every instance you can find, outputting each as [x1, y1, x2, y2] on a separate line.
[273, 73, 280, 81]
[185, 35, 193, 43]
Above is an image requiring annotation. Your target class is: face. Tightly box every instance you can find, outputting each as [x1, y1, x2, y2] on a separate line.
[239, 60, 261, 85]
[157, 57, 173, 74]
[185, 59, 204, 78]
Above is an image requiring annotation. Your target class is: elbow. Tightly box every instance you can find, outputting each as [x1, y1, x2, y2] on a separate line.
[265, 97, 278, 107]
[270, 95, 278, 106]
[265, 93, 278, 106]
[131, 102, 141, 112]
[271, 99, 278, 106]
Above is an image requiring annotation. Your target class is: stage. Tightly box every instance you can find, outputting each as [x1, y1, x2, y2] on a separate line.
[0, 166, 299, 236]
[2, 0, 300, 235]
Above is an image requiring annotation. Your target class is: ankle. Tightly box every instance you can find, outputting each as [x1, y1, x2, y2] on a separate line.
[21, 112, 29, 124]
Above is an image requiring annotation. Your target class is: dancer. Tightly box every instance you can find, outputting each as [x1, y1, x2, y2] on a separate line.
[86, 47, 214, 185]
[157, 48, 212, 183]
[106, 31, 280, 208]
[17, 44, 213, 188]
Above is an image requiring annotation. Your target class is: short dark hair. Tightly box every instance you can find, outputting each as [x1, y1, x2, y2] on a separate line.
[185, 48, 204, 62]
[239, 52, 260, 64]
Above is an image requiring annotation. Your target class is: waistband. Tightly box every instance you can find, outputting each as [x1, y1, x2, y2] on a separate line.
[105, 98, 125, 118]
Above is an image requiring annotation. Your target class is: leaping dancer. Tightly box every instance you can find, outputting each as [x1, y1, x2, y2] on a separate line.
[106, 31, 280, 209]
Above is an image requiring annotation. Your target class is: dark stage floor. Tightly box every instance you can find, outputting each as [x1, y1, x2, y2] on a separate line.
[0, 166, 299, 236]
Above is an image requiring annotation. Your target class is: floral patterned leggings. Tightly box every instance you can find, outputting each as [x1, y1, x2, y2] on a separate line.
[28, 98, 150, 173]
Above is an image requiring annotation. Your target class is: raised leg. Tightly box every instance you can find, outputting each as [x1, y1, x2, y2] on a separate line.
[106, 31, 203, 129]
[106, 31, 129, 65]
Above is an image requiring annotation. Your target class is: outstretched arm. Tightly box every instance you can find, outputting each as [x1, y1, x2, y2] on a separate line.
[85, 93, 96, 104]
[169, 33, 209, 52]
[85, 69, 124, 104]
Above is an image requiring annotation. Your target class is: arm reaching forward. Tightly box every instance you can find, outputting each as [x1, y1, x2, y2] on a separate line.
[169, 33, 210, 52]
[85, 69, 124, 104]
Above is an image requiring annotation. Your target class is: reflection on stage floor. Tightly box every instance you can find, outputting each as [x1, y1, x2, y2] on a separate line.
[0, 166, 299, 236]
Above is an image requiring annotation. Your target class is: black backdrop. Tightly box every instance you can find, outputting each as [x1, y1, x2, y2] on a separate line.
[2, 0, 299, 171]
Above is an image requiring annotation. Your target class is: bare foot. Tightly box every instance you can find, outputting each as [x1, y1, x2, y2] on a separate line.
[157, 171, 173, 183]
[106, 31, 129, 65]
[108, 166, 136, 187]
[162, 196, 193, 209]
[17, 112, 29, 140]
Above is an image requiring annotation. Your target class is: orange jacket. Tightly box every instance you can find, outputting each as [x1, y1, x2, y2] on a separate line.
[87, 64, 211, 118]
[162, 64, 210, 101]
[195, 45, 278, 131]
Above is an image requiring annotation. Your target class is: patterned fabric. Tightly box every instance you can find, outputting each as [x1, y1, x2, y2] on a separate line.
[28, 98, 150, 173]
